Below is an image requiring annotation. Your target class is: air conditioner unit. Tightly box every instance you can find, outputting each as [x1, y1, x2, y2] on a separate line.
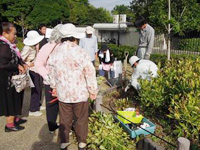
[119, 14, 126, 23]
[113, 15, 119, 23]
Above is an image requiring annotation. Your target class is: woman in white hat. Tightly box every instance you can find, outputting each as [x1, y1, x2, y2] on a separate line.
[21, 30, 44, 117]
[48, 23, 98, 150]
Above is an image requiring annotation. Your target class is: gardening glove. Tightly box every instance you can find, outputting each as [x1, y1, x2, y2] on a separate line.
[125, 84, 130, 92]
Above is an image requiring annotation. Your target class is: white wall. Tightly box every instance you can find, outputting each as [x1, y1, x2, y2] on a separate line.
[96, 27, 139, 47]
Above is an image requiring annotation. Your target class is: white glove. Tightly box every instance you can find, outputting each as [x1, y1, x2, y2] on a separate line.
[124, 85, 130, 92]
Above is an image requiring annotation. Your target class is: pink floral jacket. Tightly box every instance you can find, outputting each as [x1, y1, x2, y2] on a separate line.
[48, 41, 98, 103]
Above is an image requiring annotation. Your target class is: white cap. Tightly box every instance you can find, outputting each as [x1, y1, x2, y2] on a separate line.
[85, 26, 95, 34]
[23, 30, 44, 46]
[59, 23, 85, 39]
[129, 56, 140, 67]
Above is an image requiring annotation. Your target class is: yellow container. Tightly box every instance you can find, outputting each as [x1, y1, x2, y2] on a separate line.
[117, 111, 143, 124]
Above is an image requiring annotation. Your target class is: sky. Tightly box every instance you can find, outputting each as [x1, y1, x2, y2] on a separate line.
[89, 0, 132, 11]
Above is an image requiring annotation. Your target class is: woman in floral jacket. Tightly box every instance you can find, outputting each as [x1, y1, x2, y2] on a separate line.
[48, 23, 98, 150]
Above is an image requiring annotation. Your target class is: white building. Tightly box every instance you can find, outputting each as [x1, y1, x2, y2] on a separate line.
[93, 23, 139, 47]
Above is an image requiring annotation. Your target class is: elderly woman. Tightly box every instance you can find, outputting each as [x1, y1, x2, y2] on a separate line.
[48, 23, 98, 150]
[0, 22, 26, 132]
[35, 24, 62, 133]
[21, 30, 44, 117]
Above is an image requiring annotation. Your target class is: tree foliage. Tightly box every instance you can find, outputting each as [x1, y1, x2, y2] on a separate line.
[28, 0, 69, 28]
[0, 0, 113, 36]
[0, 0, 35, 38]
[130, 0, 200, 34]
[111, 5, 135, 23]
[67, 0, 112, 25]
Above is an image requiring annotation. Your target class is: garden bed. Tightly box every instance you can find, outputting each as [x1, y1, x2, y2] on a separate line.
[100, 87, 176, 150]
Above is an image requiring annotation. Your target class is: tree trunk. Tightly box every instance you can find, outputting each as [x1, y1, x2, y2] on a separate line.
[22, 26, 25, 40]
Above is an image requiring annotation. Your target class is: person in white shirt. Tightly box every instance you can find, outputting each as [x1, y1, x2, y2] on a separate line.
[79, 26, 98, 66]
[125, 56, 158, 91]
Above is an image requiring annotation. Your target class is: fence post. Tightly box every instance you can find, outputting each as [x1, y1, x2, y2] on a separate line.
[95, 93, 103, 112]
[178, 137, 190, 150]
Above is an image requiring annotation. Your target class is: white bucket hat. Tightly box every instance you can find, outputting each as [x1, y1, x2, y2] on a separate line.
[129, 56, 140, 67]
[23, 30, 44, 46]
[86, 26, 95, 34]
[59, 23, 85, 39]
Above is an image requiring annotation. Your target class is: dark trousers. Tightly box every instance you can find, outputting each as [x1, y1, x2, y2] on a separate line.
[59, 101, 89, 143]
[29, 71, 42, 112]
[45, 85, 59, 131]
[92, 60, 95, 66]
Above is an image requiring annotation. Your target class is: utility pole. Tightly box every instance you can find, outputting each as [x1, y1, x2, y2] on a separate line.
[167, 0, 171, 60]
[117, 13, 120, 47]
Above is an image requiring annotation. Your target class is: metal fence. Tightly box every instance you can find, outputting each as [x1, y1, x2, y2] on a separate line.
[152, 31, 200, 55]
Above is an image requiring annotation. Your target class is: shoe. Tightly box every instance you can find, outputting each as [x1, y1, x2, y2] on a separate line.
[78, 143, 87, 150]
[60, 142, 71, 150]
[49, 125, 59, 134]
[29, 111, 43, 117]
[5, 125, 25, 132]
[15, 118, 27, 125]
[69, 130, 73, 135]
[40, 106, 46, 111]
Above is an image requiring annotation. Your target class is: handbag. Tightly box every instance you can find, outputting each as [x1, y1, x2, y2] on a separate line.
[11, 72, 30, 93]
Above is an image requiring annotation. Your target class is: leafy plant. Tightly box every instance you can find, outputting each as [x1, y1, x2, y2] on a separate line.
[139, 58, 200, 145]
[87, 112, 136, 150]
[113, 98, 134, 111]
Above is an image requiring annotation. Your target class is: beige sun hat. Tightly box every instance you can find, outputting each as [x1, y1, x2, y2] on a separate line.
[85, 26, 95, 34]
[129, 56, 140, 67]
[23, 30, 44, 46]
[59, 23, 85, 39]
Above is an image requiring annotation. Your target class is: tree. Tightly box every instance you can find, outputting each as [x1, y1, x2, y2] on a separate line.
[88, 7, 113, 24]
[28, 0, 70, 28]
[0, 0, 35, 39]
[130, 0, 200, 34]
[67, 0, 89, 25]
[67, 0, 113, 25]
[111, 5, 135, 22]
[0, 0, 113, 36]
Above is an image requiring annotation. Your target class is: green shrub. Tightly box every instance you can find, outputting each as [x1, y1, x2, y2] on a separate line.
[87, 112, 135, 150]
[98, 43, 137, 60]
[139, 58, 200, 145]
[150, 53, 200, 67]
[178, 38, 200, 52]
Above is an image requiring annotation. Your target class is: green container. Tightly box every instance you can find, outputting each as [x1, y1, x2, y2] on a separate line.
[117, 111, 143, 124]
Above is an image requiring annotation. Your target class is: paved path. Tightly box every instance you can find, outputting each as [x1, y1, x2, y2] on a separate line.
[0, 89, 78, 150]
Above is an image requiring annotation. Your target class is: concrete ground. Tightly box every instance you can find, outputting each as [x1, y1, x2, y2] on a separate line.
[0, 89, 78, 150]
[0, 62, 130, 150]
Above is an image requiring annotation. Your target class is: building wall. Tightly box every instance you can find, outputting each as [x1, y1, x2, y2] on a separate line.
[95, 27, 139, 47]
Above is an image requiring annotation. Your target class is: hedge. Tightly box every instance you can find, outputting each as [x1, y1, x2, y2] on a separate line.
[98, 43, 137, 60]
[139, 58, 200, 149]
[178, 38, 200, 52]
